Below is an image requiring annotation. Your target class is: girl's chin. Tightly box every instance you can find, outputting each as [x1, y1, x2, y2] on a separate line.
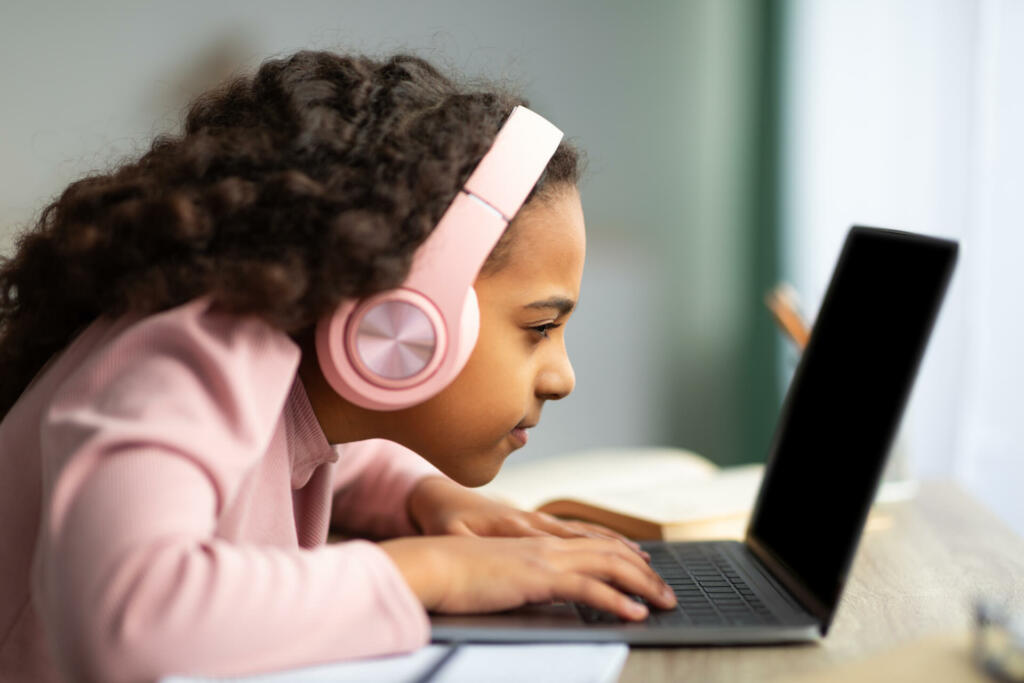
[455, 448, 513, 487]
[450, 466, 501, 488]
[420, 434, 519, 487]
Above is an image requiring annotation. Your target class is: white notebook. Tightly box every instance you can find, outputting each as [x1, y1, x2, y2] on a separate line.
[162, 643, 629, 683]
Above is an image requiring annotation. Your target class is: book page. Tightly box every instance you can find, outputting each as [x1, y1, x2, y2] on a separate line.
[478, 447, 718, 512]
[557, 465, 765, 524]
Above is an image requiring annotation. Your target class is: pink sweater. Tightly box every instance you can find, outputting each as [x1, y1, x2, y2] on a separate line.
[0, 297, 442, 682]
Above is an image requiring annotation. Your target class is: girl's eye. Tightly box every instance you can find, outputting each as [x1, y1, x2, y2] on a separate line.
[530, 323, 561, 339]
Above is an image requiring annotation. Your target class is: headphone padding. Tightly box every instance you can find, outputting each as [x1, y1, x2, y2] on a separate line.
[452, 287, 480, 376]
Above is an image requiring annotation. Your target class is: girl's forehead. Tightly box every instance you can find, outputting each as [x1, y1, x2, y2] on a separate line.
[480, 188, 585, 300]
[507, 188, 585, 261]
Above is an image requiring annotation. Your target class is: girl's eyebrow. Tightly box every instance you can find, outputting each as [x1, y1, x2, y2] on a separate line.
[523, 296, 576, 315]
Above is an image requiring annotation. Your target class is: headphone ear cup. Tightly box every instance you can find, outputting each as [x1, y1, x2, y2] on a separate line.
[314, 287, 479, 411]
[452, 287, 481, 375]
[315, 297, 357, 400]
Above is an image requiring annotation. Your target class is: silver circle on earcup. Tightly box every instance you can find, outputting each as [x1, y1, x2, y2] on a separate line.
[354, 300, 438, 380]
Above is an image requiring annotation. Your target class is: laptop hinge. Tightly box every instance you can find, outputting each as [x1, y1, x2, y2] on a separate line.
[745, 536, 833, 634]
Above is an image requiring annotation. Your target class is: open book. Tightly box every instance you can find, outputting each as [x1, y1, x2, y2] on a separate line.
[479, 447, 916, 541]
[478, 448, 764, 541]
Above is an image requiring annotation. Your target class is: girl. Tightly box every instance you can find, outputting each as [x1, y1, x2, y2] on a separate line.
[0, 50, 676, 682]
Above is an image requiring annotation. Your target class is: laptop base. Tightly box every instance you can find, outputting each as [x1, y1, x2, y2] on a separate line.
[431, 541, 821, 646]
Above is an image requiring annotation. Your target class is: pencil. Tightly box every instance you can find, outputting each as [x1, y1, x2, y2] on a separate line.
[765, 283, 811, 351]
[413, 643, 461, 683]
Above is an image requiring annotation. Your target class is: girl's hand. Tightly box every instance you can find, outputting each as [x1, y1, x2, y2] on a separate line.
[407, 476, 649, 560]
[379, 535, 676, 620]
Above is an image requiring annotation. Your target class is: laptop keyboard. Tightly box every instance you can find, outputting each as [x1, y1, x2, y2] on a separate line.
[576, 543, 780, 627]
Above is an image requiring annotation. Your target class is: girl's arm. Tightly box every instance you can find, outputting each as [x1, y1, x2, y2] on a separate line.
[36, 300, 428, 683]
[329, 438, 443, 539]
[330, 442, 646, 554]
[45, 455, 427, 682]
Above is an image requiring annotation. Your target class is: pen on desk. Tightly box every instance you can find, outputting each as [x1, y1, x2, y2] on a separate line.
[413, 642, 461, 683]
[765, 283, 810, 351]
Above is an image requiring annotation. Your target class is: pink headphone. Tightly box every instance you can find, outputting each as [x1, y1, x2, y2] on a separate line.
[315, 105, 564, 410]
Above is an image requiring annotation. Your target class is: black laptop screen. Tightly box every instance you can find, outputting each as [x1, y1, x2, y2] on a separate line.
[747, 227, 957, 617]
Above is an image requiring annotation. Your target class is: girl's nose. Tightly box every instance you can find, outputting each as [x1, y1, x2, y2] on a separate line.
[536, 350, 575, 401]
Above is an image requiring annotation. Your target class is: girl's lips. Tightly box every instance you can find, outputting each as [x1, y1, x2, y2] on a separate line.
[510, 427, 529, 446]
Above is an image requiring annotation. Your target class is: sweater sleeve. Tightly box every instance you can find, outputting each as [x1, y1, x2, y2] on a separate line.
[330, 439, 445, 539]
[35, 300, 429, 683]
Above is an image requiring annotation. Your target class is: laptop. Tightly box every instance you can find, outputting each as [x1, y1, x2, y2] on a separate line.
[432, 225, 958, 645]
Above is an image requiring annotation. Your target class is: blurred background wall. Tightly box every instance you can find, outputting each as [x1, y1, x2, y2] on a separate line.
[2, 0, 1020, 534]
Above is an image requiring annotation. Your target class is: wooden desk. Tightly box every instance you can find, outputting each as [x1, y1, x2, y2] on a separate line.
[619, 481, 1024, 682]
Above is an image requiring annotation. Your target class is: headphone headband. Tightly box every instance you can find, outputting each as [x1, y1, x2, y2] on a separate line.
[465, 105, 566, 219]
[404, 105, 563, 309]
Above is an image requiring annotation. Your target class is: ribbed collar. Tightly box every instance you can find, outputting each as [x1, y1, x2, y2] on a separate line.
[285, 376, 339, 489]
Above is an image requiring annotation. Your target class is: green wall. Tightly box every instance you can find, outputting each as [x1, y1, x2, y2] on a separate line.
[654, 0, 783, 465]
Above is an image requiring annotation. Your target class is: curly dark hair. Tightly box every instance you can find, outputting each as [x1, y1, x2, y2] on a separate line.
[0, 50, 581, 417]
